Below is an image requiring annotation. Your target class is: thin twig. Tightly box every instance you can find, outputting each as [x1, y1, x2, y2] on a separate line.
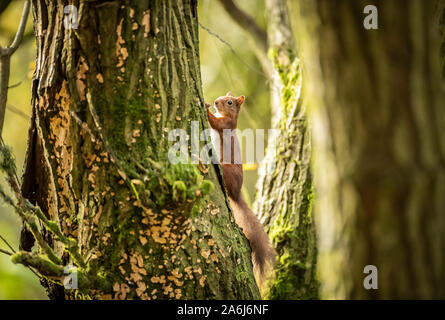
[0, 0, 31, 137]
[6, 104, 29, 120]
[0, 248, 13, 256]
[0, 137, 21, 191]
[216, 0, 268, 53]
[0, 234, 16, 253]
[5, 0, 31, 55]
[198, 22, 269, 79]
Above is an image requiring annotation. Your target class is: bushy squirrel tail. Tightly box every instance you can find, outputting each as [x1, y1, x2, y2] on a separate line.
[230, 197, 276, 285]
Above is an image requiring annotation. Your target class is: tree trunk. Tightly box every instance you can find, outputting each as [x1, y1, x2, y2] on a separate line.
[298, 0, 445, 299]
[20, 0, 259, 300]
[253, 0, 318, 299]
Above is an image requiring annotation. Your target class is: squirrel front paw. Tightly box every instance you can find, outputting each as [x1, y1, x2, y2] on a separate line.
[205, 103, 211, 109]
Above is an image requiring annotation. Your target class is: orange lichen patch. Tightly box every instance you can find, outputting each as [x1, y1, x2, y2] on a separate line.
[132, 129, 141, 137]
[121, 48, 128, 60]
[199, 275, 207, 287]
[150, 276, 162, 284]
[150, 226, 167, 244]
[167, 275, 184, 287]
[119, 265, 126, 275]
[38, 95, 46, 111]
[139, 236, 148, 245]
[144, 213, 180, 245]
[163, 283, 174, 296]
[76, 57, 88, 101]
[116, 19, 128, 68]
[171, 268, 182, 278]
[102, 233, 111, 245]
[136, 281, 147, 297]
[194, 266, 202, 275]
[201, 249, 211, 260]
[88, 172, 96, 184]
[49, 81, 75, 218]
[184, 266, 193, 280]
[142, 10, 150, 37]
[210, 253, 219, 263]
[114, 283, 131, 300]
[96, 73, 104, 83]
[92, 206, 103, 226]
[132, 22, 138, 30]
[129, 8, 135, 18]
[83, 153, 96, 167]
[130, 272, 143, 283]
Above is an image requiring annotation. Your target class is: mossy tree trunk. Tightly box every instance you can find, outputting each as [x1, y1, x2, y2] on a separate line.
[253, 0, 318, 299]
[298, 0, 445, 299]
[18, 0, 259, 300]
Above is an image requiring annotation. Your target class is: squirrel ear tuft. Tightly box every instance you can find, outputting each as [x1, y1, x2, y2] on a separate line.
[237, 96, 245, 105]
[226, 91, 232, 97]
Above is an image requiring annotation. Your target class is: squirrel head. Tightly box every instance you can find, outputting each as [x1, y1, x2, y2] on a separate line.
[214, 92, 245, 119]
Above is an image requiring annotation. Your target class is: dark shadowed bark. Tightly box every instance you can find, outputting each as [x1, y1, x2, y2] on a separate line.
[298, 0, 445, 299]
[253, 0, 317, 299]
[15, 0, 259, 300]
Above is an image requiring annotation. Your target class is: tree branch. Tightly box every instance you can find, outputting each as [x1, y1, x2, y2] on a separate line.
[0, 248, 13, 256]
[11, 251, 113, 293]
[7, 0, 31, 55]
[0, 0, 31, 137]
[217, 0, 272, 76]
[0, 233, 16, 253]
[217, 0, 268, 53]
[11, 252, 64, 277]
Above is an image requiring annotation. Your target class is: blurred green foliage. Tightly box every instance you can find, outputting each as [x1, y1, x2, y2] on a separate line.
[0, 0, 270, 299]
[0, 0, 45, 299]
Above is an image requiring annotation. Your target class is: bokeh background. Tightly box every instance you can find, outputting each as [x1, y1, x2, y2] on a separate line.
[0, 0, 270, 299]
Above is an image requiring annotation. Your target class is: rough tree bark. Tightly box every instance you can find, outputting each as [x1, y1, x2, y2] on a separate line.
[298, 0, 445, 298]
[16, 0, 259, 299]
[218, 0, 318, 299]
[254, 0, 317, 300]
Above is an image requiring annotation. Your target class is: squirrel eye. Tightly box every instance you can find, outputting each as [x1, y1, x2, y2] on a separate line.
[227, 100, 233, 105]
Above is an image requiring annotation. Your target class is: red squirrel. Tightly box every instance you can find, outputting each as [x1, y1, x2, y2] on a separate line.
[206, 92, 276, 283]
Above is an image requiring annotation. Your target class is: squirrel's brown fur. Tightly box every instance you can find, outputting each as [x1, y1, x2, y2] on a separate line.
[206, 92, 276, 284]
